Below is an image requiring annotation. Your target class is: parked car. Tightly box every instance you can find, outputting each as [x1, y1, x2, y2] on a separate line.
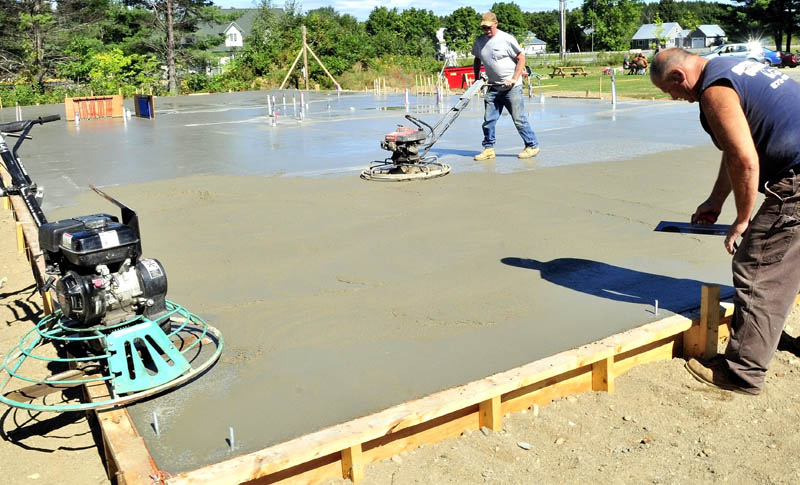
[780, 51, 800, 68]
[701, 43, 766, 64]
[762, 47, 782, 66]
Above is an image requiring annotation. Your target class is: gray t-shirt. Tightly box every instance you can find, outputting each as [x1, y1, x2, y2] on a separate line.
[471, 29, 523, 86]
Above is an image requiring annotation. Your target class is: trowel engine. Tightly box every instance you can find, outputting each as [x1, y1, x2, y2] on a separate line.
[381, 125, 428, 165]
[40, 213, 169, 337]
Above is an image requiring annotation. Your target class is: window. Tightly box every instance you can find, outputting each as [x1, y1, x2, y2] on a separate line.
[228, 33, 238, 42]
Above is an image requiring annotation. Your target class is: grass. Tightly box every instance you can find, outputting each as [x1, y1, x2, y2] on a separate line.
[528, 68, 671, 100]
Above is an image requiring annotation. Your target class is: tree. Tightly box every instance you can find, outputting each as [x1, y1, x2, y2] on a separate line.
[365, 6, 439, 58]
[680, 10, 701, 31]
[444, 6, 480, 56]
[124, 0, 222, 93]
[304, 7, 372, 79]
[0, 0, 111, 86]
[492, 2, 527, 38]
[651, 14, 671, 48]
[525, 10, 561, 52]
[365, 7, 403, 56]
[397, 8, 440, 58]
[237, 0, 303, 83]
[736, 0, 798, 51]
[657, 0, 680, 21]
[86, 47, 158, 93]
[583, 0, 643, 51]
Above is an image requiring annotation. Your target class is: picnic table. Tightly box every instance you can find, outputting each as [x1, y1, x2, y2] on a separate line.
[549, 66, 588, 78]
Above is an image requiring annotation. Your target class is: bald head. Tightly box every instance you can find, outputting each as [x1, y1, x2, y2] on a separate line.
[649, 48, 707, 103]
[650, 48, 695, 83]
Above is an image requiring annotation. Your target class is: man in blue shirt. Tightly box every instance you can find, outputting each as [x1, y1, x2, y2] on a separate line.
[471, 12, 539, 161]
[650, 48, 800, 395]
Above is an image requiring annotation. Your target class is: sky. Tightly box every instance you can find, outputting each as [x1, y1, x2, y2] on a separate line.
[213, 1, 575, 21]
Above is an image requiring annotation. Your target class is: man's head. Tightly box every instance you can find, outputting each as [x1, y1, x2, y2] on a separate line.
[650, 48, 707, 103]
[481, 12, 498, 37]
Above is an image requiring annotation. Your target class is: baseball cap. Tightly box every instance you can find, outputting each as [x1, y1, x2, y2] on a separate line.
[481, 12, 497, 27]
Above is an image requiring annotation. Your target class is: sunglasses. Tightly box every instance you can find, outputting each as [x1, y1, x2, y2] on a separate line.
[481, 25, 493, 31]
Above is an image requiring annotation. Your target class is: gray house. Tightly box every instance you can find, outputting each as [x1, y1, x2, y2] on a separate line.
[687, 25, 727, 48]
[631, 22, 683, 49]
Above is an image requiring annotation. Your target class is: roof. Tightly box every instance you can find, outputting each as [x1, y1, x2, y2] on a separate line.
[195, 8, 271, 52]
[632, 22, 682, 40]
[695, 24, 726, 38]
[522, 32, 546, 45]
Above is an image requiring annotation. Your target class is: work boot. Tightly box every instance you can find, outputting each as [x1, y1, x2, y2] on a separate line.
[474, 148, 495, 161]
[778, 331, 800, 356]
[684, 358, 760, 395]
[518, 146, 540, 159]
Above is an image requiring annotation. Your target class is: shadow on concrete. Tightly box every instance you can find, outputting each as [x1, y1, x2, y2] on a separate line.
[501, 257, 733, 314]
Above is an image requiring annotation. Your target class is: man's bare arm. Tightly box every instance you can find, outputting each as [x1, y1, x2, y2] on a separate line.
[504, 52, 527, 87]
[692, 154, 732, 224]
[700, 84, 759, 254]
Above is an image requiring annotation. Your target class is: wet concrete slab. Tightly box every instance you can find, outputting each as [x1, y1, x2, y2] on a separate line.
[2, 90, 708, 211]
[4, 91, 736, 474]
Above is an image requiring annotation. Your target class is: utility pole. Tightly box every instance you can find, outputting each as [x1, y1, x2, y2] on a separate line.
[559, 0, 567, 61]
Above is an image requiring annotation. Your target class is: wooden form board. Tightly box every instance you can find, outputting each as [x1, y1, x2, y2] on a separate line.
[3, 182, 796, 484]
[164, 303, 735, 485]
[64, 95, 124, 121]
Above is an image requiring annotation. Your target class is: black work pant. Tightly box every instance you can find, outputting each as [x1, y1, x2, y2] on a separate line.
[725, 169, 800, 391]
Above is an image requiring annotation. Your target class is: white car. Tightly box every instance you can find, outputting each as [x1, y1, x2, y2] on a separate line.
[701, 43, 767, 64]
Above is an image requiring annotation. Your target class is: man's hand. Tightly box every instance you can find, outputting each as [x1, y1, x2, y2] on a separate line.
[725, 220, 749, 255]
[691, 198, 723, 225]
[503, 78, 516, 88]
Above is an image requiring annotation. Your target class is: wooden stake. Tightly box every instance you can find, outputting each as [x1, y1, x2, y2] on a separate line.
[42, 291, 55, 315]
[479, 396, 501, 430]
[279, 47, 304, 91]
[302, 26, 309, 91]
[592, 356, 615, 393]
[305, 43, 340, 89]
[2, 196, 9, 210]
[16, 221, 24, 253]
[341, 444, 364, 483]
[701, 285, 721, 359]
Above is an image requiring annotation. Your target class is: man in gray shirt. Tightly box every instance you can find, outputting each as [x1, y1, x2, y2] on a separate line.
[472, 12, 539, 161]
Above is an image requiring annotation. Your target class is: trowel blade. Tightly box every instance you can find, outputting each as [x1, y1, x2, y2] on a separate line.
[654, 221, 730, 236]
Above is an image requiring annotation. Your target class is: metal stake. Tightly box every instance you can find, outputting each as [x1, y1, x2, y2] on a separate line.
[229, 426, 235, 451]
[152, 411, 160, 436]
[654, 299, 659, 316]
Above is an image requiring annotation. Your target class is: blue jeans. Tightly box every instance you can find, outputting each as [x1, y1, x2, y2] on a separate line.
[482, 85, 538, 149]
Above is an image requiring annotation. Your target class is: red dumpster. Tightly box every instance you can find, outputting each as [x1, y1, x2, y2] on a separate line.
[443, 66, 485, 89]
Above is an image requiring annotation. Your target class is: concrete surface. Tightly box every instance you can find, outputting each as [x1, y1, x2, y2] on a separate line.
[3, 90, 743, 474]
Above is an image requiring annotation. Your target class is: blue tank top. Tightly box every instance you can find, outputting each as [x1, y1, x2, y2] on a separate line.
[699, 57, 800, 190]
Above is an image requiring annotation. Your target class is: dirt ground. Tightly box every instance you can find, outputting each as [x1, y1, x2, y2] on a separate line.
[327, 309, 800, 485]
[4, 191, 800, 485]
[0, 206, 109, 484]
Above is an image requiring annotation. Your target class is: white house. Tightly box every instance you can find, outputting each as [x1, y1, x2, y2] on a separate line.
[631, 22, 683, 49]
[520, 32, 547, 55]
[195, 9, 261, 74]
